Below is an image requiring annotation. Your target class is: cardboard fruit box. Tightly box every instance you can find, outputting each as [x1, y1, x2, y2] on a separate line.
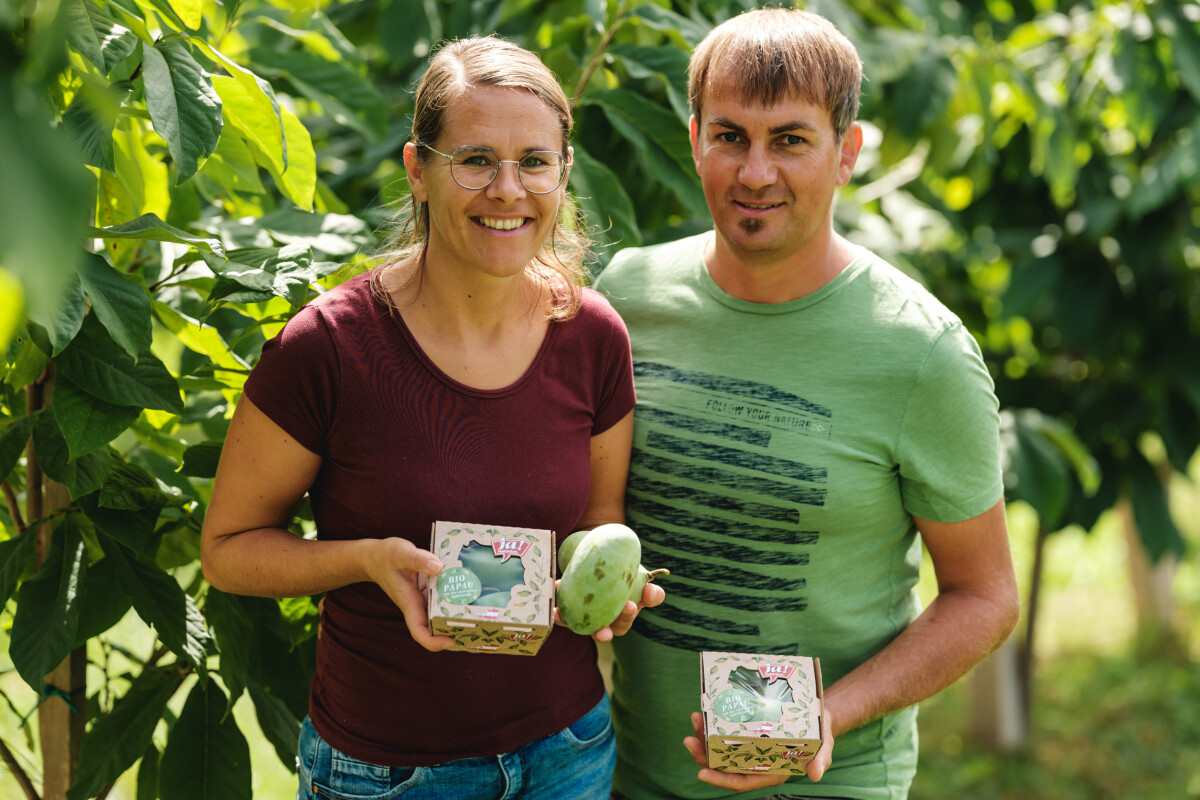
[427, 521, 556, 655]
[700, 651, 823, 775]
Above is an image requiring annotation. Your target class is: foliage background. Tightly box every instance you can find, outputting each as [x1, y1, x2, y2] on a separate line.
[2, 0, 1198, 798]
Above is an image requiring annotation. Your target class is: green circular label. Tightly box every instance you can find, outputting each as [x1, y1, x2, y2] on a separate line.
[713, 687, 757, 723]
[437, 567, 482, 604]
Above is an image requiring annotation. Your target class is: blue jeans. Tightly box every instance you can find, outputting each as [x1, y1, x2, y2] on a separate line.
[298, 694, 616, 799]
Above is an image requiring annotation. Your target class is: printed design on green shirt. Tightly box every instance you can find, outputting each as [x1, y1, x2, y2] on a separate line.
[628, 362, 830, 654]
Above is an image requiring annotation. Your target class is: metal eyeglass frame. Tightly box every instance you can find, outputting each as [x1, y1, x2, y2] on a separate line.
[417, 143, 569, 194]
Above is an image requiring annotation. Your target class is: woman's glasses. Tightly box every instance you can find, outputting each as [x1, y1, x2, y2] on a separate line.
[419, 144, 568, 194]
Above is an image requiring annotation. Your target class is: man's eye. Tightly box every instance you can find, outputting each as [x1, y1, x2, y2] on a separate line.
[783, 134, 805, 145]
[718, 132, 740, 144]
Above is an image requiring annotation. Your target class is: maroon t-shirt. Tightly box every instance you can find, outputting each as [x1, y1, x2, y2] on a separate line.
[243, 272, 636, 766]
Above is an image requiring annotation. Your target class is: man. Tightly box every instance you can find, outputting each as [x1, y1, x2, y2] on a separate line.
[592, 8, 1019, 800]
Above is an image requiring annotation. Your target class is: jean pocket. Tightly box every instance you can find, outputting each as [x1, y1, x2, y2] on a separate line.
[299, 718, 424, 800]
[560, 694, 614, 749]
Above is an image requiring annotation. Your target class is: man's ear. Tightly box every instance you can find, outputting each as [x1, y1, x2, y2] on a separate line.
[689, 115, 701, 170]
[836, 123, 863, 188]
[403, 142, 429, 202]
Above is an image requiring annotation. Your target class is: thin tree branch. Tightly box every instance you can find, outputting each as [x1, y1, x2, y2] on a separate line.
[570, 1, 631, 114]
[2, 481, 26, 534]
[0, 734, 41, 800]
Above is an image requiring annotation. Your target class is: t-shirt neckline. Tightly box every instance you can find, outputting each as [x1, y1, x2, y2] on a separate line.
[368, 271, 559, 399]
[692, 232, 870, 314]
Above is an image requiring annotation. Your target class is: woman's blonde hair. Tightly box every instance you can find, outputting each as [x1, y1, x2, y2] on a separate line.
[376, 35, 588, 320]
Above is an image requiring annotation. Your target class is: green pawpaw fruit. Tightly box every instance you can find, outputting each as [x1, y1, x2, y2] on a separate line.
[559, 525, 670, 608]
[458, 542, 524, 593]
[557, 524, 642, 635]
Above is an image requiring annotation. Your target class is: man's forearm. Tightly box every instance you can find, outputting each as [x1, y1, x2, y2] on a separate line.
[823, 586, 1019, 738]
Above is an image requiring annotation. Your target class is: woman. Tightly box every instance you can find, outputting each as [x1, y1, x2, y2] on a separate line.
[201, 36, 659, 800]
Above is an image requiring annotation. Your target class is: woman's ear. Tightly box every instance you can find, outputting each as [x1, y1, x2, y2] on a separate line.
[404, 142, 429, 202]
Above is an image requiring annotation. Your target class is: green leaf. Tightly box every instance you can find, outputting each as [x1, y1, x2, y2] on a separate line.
[5, 336, 50, 392]
[205, 589, 253, 710]
[251, 46, 387, 140]
[587, 88, 708, 217]
[199, 129, 265, 194]
[180, 441, 222, 478]
[32, 408, 114, 500]
[569, 141, 642, 253]
[52, 376, 142, 460]
[54, 314, 184, 414]
[159, 680, 252, 800]
[1153, 2, 1200, 104]
[79, 250, 153, 362]
[0, 527, 38, 607]
[63, 81, 133, 174]
[890, 43, 957, 136]
[73, 552, 134, 646]
[1128, 452, 1185, 562]
[142, 38, 223, 183]
[204, 245, 320, 307]
[167, 0, 202, 29]
[87, 213, 226, 257]
[78, 491, 162, 554]
[1000, 409, 1072, 529]
[137, 743, 161, 800]
[99, 458, 187, 511]
[0, 412, 38, 484]
[64, 0, 141, 75]
[66, 667, 178, 800]
[152, 302, 252, 375]
[267, 105, 316, 212]
[105, 539, 211, 673]
[246, 677, 300, 771]
[209, 74, 287, 178]
[25, 277, 86, 357]
[628, 3, 711, 47]
[10, 516, 88, 692]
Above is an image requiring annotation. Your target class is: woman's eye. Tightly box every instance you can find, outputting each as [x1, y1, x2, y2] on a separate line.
[521, 156, 548, 169]
[461, 155, 494, 167]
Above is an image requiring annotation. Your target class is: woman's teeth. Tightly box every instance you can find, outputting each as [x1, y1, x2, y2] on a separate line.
[477, 217, 526, 230]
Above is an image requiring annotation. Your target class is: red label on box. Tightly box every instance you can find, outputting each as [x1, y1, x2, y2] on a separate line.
[757, 664, 795, 683]
[491, 539, 531, 561]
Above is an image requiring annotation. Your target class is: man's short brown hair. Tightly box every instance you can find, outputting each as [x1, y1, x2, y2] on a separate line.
[688, 8, 863, 139]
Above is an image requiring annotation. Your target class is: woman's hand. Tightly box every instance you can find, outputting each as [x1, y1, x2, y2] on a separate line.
[362, 538, 455, 652]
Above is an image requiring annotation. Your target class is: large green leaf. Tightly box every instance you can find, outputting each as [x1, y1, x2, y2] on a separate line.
[209, 74, 288, 179]
[137, 743, 161, 800]
[64, 0, 141, 75]
[99, 458, 188, 512]
[10, 516, 88, 692]
[66, 667, 179, 800]
[32, 408, 114, 500]
[159, 681, 252, 800]
[568, 141, 642, 254]
[54, 314, 183, 414]
[266, 105, 317, 212]
[63, 80, 133, 174]
[203, 245, 318, 307]
[73, 552, 134, 646]
[180, 441, 222, 479]
[999, 409, 1072, 530]
[586, 88, 708, 217]
[25, 278, 86, 357]
[87, 213, 225, 257]
[258, 208, 373, 257]
[0, 412, 38, 484]
[104, 539, 211, 674]
[52, 376, 142, 461]
[199, 129, 265, 194]
[1128, 452, 1186, 563]
[78, 492, 161, 554]
[246, 677, 300, 771]
[0, 527, 38, 607]
[251, 46, 387, 140]
[142, 38, 223, 184]
[889, 42, 957, 137]
[628, 3, 711, 47]
[204, 588, 253, 710]
[79, 250, 153, 362]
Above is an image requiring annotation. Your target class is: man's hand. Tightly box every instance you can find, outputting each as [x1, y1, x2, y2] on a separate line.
[552, 579, 666, 642]
[683, 707, 835, 791]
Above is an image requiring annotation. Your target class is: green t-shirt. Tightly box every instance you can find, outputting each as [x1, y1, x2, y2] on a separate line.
[593, 234, 1003, 800]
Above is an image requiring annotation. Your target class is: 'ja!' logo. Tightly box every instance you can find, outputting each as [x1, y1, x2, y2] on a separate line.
[757, 664, 796, 683]
[492, 539, 531, 562]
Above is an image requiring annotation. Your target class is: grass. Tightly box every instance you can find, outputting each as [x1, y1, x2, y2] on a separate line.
[4, 465, 1198, 800]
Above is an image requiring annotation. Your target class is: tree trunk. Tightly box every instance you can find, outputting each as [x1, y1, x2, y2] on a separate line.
[27, 368, 87, 800]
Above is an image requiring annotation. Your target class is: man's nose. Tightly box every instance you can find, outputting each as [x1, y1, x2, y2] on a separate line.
[738, 145, 777, 191]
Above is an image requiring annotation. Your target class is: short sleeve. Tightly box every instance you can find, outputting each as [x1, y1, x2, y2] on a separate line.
[242, 305, 340, 456]
[586, 291, 636, 436]
[897, 323, 1002, 522]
